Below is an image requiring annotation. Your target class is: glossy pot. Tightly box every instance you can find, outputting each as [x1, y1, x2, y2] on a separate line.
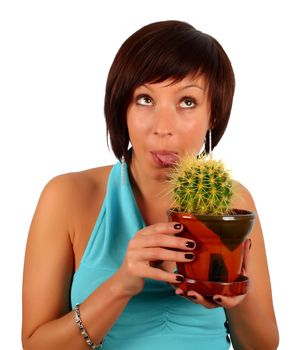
[168, 209, 256, 296]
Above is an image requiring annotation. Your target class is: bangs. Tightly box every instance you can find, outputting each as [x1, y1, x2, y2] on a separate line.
[122, 27, 217, 90]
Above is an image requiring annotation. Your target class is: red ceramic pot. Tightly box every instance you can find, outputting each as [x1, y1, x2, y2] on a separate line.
[168, 209, 256, 296]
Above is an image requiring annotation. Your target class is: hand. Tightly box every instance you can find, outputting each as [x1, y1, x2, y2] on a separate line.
[174, 238, 251, 309]
[116, 222, 196, 297]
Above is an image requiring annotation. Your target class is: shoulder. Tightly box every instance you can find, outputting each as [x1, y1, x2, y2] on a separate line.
[232, 181, 256, 212]
[42, 165, 114, 205]
[34, 165, 114, 234]
[45, 164, 114, 191]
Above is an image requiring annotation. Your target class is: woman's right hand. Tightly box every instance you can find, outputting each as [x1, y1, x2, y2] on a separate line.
[116, 222, 196, 296]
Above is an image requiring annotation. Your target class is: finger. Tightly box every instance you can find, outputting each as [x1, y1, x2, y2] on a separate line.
[242, 238, 252, 276]
[135, 233, 196, 251]
[132, 247, 195, 263]
[136, 264, 185, 284]
[186, 291, 219, 309]
[213, 293, 247, 309]
[138, 222, 184, 237]
[174, 287, 185, 295]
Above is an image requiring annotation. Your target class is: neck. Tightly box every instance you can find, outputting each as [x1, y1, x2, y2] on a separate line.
[129, 162, 172, 202]
[128, 156, 174, 223]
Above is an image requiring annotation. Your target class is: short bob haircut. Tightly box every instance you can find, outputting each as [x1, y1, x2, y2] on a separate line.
[104, 20, 235, 163]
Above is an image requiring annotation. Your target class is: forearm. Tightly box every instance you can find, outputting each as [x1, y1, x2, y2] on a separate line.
[226, 293, 279, 350]
[23, 272, 132, 350]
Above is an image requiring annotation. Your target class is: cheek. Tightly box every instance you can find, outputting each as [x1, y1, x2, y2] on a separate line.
[179, 118, 208, 138]
[127, 113, 150, 148]
[178, 117, 209, 151]
[132, 118, 149, 131]
[188, 132, 207, 151]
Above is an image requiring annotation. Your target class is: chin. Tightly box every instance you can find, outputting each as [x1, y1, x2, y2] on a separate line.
[151, 166, 172, 181]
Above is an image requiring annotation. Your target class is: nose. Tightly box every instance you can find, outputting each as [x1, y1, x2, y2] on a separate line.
[153, 106, 175, 137]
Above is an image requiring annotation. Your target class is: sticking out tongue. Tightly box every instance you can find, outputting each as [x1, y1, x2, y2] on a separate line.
[153, 152, 178, 167]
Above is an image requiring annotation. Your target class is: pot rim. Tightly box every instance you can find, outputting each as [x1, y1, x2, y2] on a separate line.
[167, 208, 256, 222]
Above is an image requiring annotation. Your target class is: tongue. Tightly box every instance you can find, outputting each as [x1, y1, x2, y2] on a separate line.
[156, 153, 178, 165]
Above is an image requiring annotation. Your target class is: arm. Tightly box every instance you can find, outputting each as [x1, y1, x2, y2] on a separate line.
[22, 175, 132, 350]
[224, 185, 279, 349]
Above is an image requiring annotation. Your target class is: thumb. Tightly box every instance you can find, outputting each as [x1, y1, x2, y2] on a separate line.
[241, 238, 252, 276]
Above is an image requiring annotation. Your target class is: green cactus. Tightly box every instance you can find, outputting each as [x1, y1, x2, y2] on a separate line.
[168, 154, 234, 215]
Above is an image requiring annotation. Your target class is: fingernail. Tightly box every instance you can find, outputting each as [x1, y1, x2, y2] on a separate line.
[174, 223, 182, 230]
[214, 297, 222, 303]
[184, 253, 194, 260]
[188, 295, 197, 300]
[249, 239, 252, 250]
[175, 275, 184, 282]
[185, 241, 196, 248]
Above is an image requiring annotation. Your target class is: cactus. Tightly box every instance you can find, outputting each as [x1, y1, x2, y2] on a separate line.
[168, 154, 234, 215]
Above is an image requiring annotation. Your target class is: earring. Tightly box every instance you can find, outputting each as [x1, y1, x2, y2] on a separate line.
[121, 155, 126, 185]
[208, 129, 212, 155]
[198, 129, 212, 159]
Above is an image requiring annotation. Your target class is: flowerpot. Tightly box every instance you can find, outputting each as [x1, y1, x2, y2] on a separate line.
[167, 209, 256, 297]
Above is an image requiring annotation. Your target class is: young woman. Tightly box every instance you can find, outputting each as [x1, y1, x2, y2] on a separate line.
[22, 20, 279, 349]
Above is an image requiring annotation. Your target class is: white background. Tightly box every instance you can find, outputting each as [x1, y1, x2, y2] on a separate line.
[1, 0, 301, 348]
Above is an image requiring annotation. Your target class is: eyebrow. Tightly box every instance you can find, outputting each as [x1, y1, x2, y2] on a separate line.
[180, 84, 205, 91]
[140, 84, 205, 92]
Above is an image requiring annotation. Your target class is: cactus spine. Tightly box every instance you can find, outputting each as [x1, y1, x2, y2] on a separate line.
[169, 154, 234, 215]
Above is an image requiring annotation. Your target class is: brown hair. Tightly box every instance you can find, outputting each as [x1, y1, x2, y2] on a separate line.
[104, 20, 235, 162]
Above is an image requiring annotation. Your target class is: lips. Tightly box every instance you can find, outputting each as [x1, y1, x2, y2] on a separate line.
[151, 151, 178, 167]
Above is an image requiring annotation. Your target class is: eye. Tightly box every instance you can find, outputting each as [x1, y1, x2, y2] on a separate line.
[136, 95, 153, 106]
[179, 97, 196, 108]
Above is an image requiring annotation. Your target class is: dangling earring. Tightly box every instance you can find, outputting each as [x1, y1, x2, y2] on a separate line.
[198, 129, 212, 159]
[121, 155, 126, 185]
[208, 129, 212, 156]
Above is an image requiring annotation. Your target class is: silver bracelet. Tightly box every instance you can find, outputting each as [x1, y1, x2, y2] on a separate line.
[74, 303, 103, 349]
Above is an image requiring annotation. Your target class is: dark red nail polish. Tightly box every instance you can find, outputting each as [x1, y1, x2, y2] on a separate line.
[214, 297, 222, 303]
[188, 295, 197, 300]
[249, 239, 252, 250]
[185, 241, 196, 248]
[175, 275, 184, 282]
[174, 223, 181, 230]
[184, 253, 194, 260]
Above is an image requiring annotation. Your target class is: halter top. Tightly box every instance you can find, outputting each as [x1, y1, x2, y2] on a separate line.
[71, 161, 230, 349]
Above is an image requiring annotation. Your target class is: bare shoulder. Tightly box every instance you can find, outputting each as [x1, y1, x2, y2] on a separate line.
[44, 164, 113, 203]
[26, 164, 114, 264]
[42, 165, 112, 212]
[232, 181, 257, 212]
[38, 165, 114, 242]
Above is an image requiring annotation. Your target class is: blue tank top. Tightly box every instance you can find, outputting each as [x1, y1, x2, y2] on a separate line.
[71, 161, 230, 349]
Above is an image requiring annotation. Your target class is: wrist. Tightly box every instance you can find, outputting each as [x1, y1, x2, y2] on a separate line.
[111, 269, 143, 298]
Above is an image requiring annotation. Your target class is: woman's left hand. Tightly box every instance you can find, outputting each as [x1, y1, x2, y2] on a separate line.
[174, 238, 251, 309]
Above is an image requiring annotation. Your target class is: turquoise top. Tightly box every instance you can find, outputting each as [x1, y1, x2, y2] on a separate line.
[71, 161, 230, 349]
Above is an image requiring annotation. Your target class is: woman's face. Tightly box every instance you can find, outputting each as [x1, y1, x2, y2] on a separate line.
[127, 75, 211, 179]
